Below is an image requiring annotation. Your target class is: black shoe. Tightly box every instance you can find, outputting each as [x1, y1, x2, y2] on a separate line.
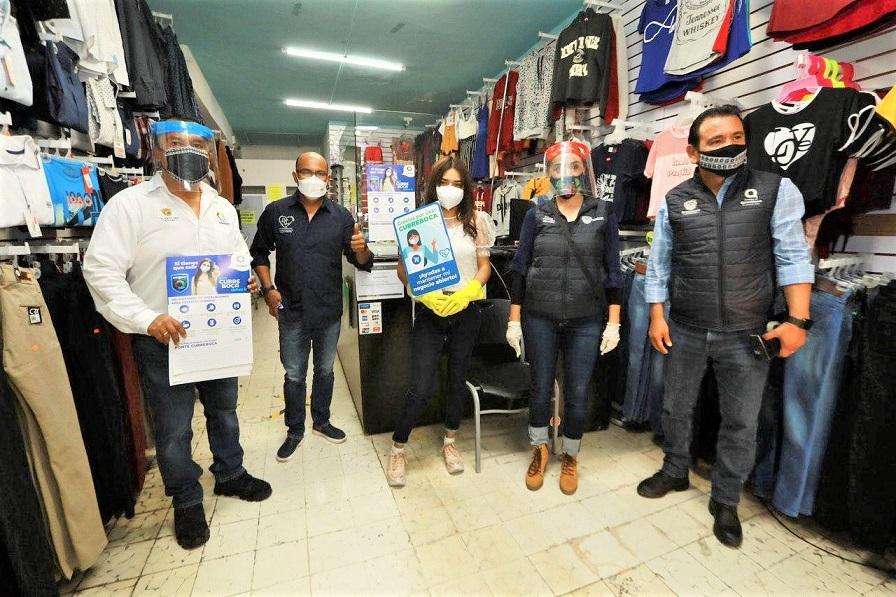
[709, 499, 743, 548]
[214, 472, 273, 502]
[173, 503, 209, 550]
[637, 470, 690, 498]
[276, 434, 304, 462]
[313, 422, 347, 444]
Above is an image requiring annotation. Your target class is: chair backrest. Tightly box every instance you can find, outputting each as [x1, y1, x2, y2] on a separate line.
[474, 298, 518, 363]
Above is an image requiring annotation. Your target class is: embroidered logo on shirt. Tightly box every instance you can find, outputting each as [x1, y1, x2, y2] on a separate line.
[764, 123, 815, 171]
[278, 215, 295, 233]
[541, 216, 556, 224]
[682, 199, 701, 215]
[159, 207, 178, 222]
[216, 211, 229, 225]
[740, 188, 762, 207]
[581, 216, 605, 224]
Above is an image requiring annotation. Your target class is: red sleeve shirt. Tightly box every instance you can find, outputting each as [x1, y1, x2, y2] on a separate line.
[486, 70, 520, 155]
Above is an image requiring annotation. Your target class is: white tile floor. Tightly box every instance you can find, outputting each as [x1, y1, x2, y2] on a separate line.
[64, 311, 894, 596]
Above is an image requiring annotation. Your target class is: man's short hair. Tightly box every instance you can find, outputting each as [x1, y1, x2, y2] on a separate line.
[688, 105, 744, 147]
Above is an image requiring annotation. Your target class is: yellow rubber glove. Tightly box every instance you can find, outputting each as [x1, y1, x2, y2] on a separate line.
[410, 286, 451, 315]
[437, 280, 485, 316]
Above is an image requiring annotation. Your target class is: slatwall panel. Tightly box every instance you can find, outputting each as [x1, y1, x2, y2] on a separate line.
[605, 0, 896, 270]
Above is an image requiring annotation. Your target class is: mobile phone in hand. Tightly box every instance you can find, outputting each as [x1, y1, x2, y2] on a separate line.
[749, 334, 781, 360]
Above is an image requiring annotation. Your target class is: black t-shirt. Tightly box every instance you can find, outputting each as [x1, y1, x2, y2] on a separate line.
[551, 8, 614, 108]
[745, 88, 878, 217]
[592, 139, 649, 224]
[98, 170, 130, 203]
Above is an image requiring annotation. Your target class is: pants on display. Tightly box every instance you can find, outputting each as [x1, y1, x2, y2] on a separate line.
[392, 304, 482, 444]
[278, 311, 341, 437]
[524, 312, 603, 456]
[623, 272, 669, 426]
[773, 290, 854, 517]
[747, 357, 786, 500]
[0, 336, 57, 596]
[611, 268, 636, 416]
[661, 320, 770, 507]
[0, 264, 107, 578]
[38, 261, 135, 523]
[109, 327, 148, 492]
[132, 335, 245, 509]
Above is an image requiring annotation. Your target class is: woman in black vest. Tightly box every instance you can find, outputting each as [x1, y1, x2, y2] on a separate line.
[386, 156, 495, 487]
[507, 140, 623, 495]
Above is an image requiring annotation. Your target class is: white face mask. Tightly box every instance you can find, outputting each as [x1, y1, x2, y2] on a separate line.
[436, 185, 464, 210]
[298, 176, 327, 200]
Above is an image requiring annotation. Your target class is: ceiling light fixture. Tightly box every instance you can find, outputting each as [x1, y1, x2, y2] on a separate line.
[355, 125, 379, 131]
[284, 99, 372, 114]
[283, 47, 404, 72]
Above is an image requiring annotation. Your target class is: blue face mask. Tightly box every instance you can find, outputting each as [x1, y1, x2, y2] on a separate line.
[552, 175, 586, 198]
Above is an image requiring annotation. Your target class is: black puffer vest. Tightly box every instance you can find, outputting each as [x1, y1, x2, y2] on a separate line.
[666, 168, 782, 332]
[525, 196, 609, 320]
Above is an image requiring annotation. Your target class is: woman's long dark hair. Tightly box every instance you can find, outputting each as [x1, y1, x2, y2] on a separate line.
[423, 156, 477, 239]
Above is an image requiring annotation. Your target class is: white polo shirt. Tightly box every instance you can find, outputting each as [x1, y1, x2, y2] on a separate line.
[83, 174, 248, 335]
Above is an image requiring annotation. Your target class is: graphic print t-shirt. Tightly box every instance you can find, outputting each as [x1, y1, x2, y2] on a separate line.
[644, 126, 694, 217]
[664, 0, 730, 76]
[745, 87, 879, 217]
[636, 1, 691, 95]
[592, 139, 650, 224]
[669, 0, 752, 81]
[551, 9, 614, 108]
[486, 71, 519, 155]
[42, 155, 103, 226]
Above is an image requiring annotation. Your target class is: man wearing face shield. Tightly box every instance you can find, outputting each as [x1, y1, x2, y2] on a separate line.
[637, 105, 814, 549]
[84, 119, 272, 551]
[250, 152, 373, 463]
[507, 140, 623, 496]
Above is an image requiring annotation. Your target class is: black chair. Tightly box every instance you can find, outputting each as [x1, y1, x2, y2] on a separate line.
[465, 298, 559, 472]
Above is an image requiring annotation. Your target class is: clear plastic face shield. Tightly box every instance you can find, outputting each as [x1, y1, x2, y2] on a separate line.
[150, 120, 218, 192]
[544, 140, 598, 200]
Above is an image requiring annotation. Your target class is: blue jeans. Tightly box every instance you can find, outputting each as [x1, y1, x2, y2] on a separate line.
[773, 290, 854, 517]
[524, 313, 603, 456]
[132, 335, 245, 509]
[624, 273, 669, 426]
[278, 311, 341, 437]
[661, 321, 771, 506]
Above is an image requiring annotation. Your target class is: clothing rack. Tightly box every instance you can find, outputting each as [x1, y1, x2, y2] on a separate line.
[683, 91, 743, 110]
[584, 0, 624, 10]
[538, 31, 559, 40]
[86, 156, 115, 166]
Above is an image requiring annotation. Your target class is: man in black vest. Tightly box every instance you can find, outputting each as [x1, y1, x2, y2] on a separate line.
[636, 106, 814, 548]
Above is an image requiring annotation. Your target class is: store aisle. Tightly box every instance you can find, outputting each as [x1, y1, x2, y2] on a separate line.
[64, 312, 894, 596]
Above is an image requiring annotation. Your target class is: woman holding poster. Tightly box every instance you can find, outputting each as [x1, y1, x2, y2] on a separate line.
[386, 156, 495, 487]
[507, 140, 623, 496]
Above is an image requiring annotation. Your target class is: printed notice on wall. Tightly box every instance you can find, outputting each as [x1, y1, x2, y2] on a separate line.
[366, 164, 415, 242]
[166, 253, 254, 384]
[393, 203, 460, 296]
[358, 301, 382, 335]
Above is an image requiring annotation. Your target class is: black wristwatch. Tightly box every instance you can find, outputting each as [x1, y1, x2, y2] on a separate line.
[785, 316, 813, 330]
[260, 285, 276, 297]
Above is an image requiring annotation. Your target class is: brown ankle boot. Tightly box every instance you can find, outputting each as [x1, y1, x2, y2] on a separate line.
[559, 453, 578, 495]
[526, 444, 549, 491]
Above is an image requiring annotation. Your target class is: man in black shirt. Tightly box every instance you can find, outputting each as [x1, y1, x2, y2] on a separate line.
[250, 152, 373, 461]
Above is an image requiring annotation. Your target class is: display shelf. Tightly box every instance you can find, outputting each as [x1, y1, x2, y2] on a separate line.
[0, 227, 93, 242]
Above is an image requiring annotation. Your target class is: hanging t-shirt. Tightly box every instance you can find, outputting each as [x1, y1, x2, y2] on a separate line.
[492, 180, 522, 238]
[550, 8, 614, 109]
[876, 85, 896, 129]
[97, 169, 130, 202]
[0, 135, 54, 227]
[42, 155, 103, 226]
[0, 15, 33, 107]
[457, 108, 478, 140]
[744, 87, 880, 217]
[440, 112, 459, 155]
[474, 184, 493, 214]
[644, 126, 694, 217]
[471, 105, 490, 179]
[636, 1, 702, 102]
[779, 0, 896, 49]
[486, 70, 519, 155]
[668, 0, 752, 81]
[767, 0, 858, 35]
[514, 42, 556, 140]
[364, 145, 383, 164]
[392, 136, 415, 163]
[522, 176, 553, 200]
[592, 139, 650, 224]
[664, 0, 730, 76]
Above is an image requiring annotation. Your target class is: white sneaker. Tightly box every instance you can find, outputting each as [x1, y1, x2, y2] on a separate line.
[443, 442, 464, 474]
[387, 450, 406, 487]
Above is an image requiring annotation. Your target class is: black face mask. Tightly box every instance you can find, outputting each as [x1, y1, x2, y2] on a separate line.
[164, 147, 210, 184]
[698, 143, 747, 176]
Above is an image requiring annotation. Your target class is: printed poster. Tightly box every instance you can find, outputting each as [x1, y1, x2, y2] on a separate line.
[366, 163, 415, 242]
[393, 203, 460, 296]
[166, 253, 253, 385]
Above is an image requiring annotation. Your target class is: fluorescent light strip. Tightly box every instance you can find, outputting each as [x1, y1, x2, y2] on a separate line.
[284, 47, 404, 72]
[284, 99, 372, 114]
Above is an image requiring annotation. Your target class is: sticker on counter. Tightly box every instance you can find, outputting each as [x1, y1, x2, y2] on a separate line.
[358, 301, 382, 335]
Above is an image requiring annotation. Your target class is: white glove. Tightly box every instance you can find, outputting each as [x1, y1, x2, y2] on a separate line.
[600, 322, 621, 355]
[506, 320, 522, 358]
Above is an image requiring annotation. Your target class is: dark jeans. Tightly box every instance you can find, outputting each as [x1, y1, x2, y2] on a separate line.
[133, 336, 245, 509]
[392, 304, 482, 444]
[279, 311, 342, 436]
[524, 312, 603, 456]
[661, 320, 770, 506]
